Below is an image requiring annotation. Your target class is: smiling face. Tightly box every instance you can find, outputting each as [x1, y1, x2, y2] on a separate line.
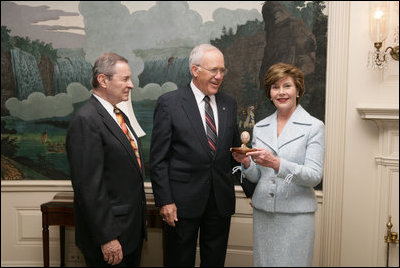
[270, 76, 299, 115]
[191, 49, 225, 96]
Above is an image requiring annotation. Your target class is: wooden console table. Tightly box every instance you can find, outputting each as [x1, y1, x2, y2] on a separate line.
[41, 193, 74, 267]
[41, 192, 164, 267]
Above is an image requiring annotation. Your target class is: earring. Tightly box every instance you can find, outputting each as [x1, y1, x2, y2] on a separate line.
[297, 95, 299, 97]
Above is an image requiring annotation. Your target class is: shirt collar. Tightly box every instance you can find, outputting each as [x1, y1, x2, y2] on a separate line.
[190, 80, 216, 105]
[92, 93, 115, 115]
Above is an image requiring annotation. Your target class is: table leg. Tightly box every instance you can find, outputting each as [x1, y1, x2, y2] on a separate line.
[42, 224, 49, 267]
[60, 226, 65, 267]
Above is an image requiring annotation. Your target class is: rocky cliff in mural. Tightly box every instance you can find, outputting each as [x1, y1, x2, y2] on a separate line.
[261, 1, 316, 78]
[259, 1, 326, 121]
[216, 1, 324, 123]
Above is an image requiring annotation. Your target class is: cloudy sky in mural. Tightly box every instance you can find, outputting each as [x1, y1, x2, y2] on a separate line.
[2, 1, 263, 49]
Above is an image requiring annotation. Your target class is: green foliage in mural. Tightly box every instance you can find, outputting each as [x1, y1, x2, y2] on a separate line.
[236, 19, 264, 37]
[277, 1, 325, 31]
[1, 121, 18, 158]
[1, 26, 58, 63]
[1, 136, 19, 158]
[240, 62, 258, 107]
[1, 26, 12, 51]
[211, 26, 235, 48]
[212, 19, 264, 48]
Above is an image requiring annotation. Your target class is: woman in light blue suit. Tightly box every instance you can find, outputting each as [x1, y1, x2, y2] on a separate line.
[233, 63, 325, 267]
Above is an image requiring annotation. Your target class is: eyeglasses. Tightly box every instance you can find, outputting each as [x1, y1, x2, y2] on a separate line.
[197, 65, 228, 76]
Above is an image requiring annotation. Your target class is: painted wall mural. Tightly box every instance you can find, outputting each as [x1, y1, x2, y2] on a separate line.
[1, 1, 327, 189]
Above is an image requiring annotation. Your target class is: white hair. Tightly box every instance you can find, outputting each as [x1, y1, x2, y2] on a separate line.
[189, 44, 223, 75]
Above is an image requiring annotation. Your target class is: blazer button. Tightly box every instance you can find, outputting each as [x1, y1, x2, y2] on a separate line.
[271, 179, 276, 184]
[269, 193, 275, 197]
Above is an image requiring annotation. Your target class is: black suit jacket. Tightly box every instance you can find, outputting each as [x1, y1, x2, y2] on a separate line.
[150, 85, 241, 218]
[66, 96, 146, 258]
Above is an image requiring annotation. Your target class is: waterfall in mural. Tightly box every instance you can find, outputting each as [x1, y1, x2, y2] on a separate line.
[5, 48, 93, 180]
[10, 48, 92, 99]
[53, 56, 92, 95]
[10, 48, 45, 100]
[139, 57, 191, 88]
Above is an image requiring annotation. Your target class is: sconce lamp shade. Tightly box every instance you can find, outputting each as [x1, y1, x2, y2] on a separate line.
[367, 1, 399, 69]
[370, 1, 389, 42]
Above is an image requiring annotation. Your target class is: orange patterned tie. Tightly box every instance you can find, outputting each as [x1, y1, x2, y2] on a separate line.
[113, 106, 141, 169]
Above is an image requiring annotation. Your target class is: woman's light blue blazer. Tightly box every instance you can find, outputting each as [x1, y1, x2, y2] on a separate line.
[242, 105, 325, 213]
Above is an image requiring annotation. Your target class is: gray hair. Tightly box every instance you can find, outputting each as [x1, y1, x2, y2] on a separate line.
[91, 52, 128, 88]
[189, 44, 223, 75]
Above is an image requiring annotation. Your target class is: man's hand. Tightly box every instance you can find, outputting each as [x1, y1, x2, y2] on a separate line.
[101, 239, 123, 265]
[160, 203, 178, 227]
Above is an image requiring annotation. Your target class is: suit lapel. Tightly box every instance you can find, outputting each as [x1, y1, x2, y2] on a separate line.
[277, 105, 310, 150]
[181, 86, 214, 158]
[254, 112, 278, 154]
[255, 106, 312, 152]
[90, 97, 143, 176]
[278, 123, 305, 149]
[215, 93, 226, 153]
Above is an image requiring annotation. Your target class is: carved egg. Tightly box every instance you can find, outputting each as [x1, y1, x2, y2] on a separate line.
[240, 131, 250, 144]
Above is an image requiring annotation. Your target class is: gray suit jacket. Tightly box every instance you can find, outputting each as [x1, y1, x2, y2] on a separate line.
[242, 105, 325, 213]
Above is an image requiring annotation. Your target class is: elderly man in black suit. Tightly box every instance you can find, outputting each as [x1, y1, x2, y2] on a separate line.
[150, 44, 241, 266]
[66, 52, 146, 267]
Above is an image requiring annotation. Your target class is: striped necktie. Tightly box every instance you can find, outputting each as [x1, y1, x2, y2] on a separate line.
[113, 106, 141, 169]
[204, 96, 217, 153]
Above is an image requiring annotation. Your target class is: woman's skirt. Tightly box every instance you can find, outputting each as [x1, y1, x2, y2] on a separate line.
[253, 208, 315, 267]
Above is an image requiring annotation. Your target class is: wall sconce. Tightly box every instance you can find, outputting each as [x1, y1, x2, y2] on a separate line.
[367, 1, 399, 70]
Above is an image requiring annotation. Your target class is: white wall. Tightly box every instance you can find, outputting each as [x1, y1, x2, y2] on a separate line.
[308, 1, 398, 267]
[1, 182, 73, 267]
[340, 1, 399, 266]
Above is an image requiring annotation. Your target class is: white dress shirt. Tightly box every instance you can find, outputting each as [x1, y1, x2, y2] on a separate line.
[93, 93, 138, 144]
[190, 80, 219, 135]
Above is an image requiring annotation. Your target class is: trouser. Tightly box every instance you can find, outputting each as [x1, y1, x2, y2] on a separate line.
[165, 187, 231, 267]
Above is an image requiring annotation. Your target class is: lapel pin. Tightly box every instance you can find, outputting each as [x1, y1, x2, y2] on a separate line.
[223, 107, 226, 110]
